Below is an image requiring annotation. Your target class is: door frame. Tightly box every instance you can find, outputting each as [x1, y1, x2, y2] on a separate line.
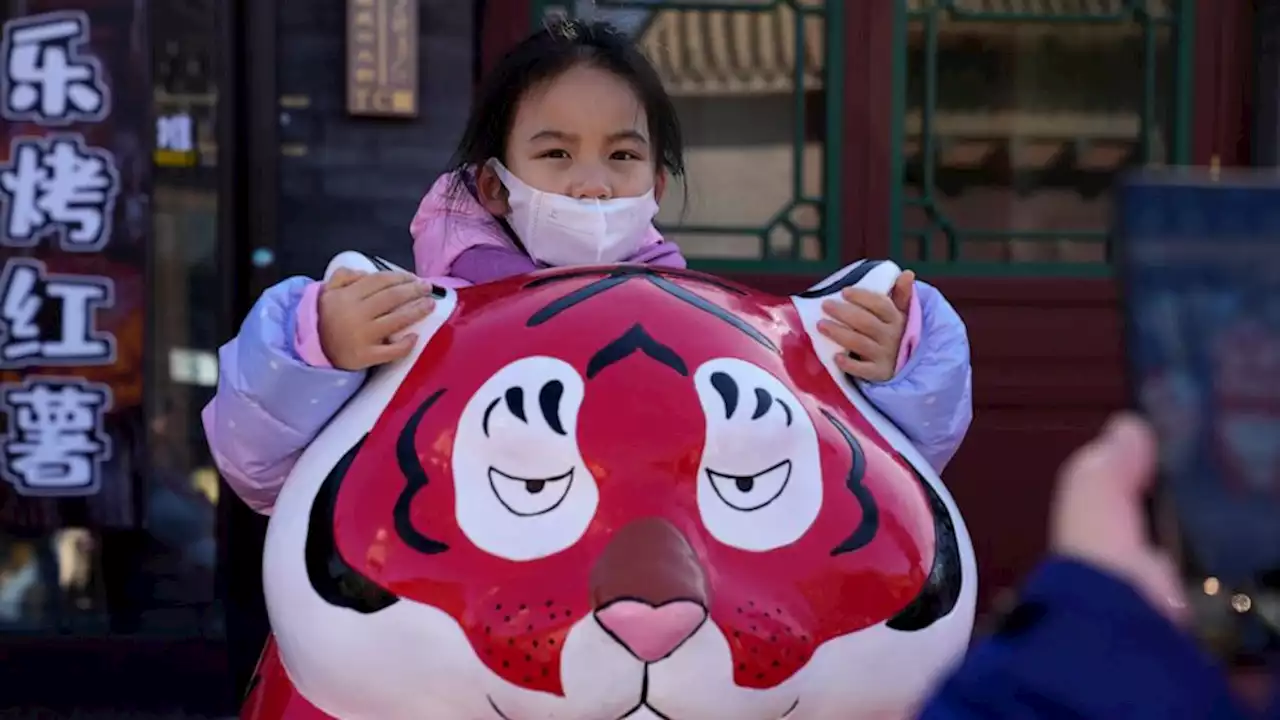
[216, 0, 282, 703]
[853, 0, 1251, 356]
[1193, 0, 1255, 167]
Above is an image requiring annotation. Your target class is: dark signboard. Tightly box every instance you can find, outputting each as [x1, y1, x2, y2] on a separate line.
[347, 0, 418, 118]
[0, 3, 149, 529]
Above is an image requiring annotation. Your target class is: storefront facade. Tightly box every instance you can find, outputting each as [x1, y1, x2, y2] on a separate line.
[0, 0, 1264, 714]
[0, 0, 477, 712]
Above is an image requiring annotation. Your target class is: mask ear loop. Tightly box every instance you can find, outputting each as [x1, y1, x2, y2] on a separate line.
[476, 161, 532, 260]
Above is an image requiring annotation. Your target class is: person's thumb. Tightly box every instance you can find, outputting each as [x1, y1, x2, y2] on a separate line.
[1060, 413, 1157, 502]
[889, 270, 916, 314]
[1051, 414, 1189, 621]
[326, 267, 365, 289]
[1051, 413, 1157, 555]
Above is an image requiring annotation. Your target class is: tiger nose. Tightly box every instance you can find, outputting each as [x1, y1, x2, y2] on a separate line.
[590, 517, 709, 662]
[595, 600, 706, 663]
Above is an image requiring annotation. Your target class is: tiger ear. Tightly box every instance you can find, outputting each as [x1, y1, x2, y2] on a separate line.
[323, 251, 409, 280]
[787, 259, 925, 453]
[788, 259, 901, 398]
[787, 260, 901, 399]
[794, 259, 902, 300]
[322, 251, 457, 379]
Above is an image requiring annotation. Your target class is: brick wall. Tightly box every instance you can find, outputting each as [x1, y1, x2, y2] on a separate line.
[275, 0, 476, 278]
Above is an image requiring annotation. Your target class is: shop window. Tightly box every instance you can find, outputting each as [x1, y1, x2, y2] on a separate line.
[893, 0, 1194, 276]
[0, 0, 223, 638]
[533, 0, 841, 275]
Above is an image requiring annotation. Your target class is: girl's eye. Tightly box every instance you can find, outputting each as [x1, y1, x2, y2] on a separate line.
[611, 150, 642, 161]
[539, 149, 570, 159]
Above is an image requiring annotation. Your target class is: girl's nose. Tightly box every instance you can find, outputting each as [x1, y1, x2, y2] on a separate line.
[569, 170, 612, 200]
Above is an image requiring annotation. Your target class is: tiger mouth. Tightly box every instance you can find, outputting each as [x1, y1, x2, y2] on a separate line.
[485, 688, 800, 720]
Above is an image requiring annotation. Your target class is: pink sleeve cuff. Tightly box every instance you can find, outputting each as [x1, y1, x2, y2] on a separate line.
[894, 284, 923, 374]
[294, 281, 333, 368]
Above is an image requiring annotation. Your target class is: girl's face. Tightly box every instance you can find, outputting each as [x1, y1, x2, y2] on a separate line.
[477, 64, 666, 212]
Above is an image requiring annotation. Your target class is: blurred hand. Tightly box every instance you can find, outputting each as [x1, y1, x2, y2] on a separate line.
[1050, 413, 1189, 623]
[819, 270, 916, 382]
[318, 269, 433, 371]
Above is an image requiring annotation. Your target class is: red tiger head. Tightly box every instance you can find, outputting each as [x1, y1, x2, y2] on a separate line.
[260, 255, 976, 720]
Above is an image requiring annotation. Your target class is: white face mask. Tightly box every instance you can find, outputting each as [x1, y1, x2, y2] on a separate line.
[489, 159, 659, 267]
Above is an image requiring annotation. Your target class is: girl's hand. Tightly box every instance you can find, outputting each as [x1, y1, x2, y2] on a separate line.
[318, 268, 434, 371]
[818, 271, 916, 382]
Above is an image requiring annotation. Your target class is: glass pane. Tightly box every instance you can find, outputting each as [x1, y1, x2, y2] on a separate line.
[541, 1, 834, 266]
[147, 186, 221, 635]
[0, 527, 107, 632]
[146, 0, 223, 636]
[896, 0, 1189, 273]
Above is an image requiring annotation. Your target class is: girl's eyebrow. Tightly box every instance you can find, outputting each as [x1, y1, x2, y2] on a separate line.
[609, 130, 649, 145]
[528, 129, 575, 143]
[527, 129, 648, 144]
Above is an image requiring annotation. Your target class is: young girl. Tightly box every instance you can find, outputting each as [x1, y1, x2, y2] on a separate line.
[204, 20, 973, 514]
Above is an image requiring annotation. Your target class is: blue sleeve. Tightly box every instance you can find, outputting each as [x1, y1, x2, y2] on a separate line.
[918, 559, 1248, 720]
[203, 277, 365, 513]
[859, 281, 973, 472]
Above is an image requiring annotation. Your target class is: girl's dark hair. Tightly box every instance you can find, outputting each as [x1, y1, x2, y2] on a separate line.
[448, 19, 685, 183]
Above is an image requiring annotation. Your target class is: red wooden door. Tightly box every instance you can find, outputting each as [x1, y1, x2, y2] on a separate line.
[853, 0, 1257, 612]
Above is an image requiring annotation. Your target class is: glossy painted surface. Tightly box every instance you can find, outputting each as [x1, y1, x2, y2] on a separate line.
[241, 638, 331, 720]
[251, 256, 975, 720]
[337, 267, 931, 691]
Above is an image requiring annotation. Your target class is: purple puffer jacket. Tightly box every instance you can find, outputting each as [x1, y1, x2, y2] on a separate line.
[202, 276, 363, 512]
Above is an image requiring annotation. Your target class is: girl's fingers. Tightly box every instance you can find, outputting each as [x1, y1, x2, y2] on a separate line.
[834, 352, 886, 381]
[364, 275, 428, 314]
[374, 297, 434, 336]
[840, 287, 899, 325]
[367, 333, 419, 366]
[823, 299, 887, 341]
[818, 319, 880, 359]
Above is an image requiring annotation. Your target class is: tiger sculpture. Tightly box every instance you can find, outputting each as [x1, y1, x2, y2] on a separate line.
[240, 252, 977, 720]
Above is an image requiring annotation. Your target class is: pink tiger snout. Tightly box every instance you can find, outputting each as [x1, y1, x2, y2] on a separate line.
[594, 599, 707, 663]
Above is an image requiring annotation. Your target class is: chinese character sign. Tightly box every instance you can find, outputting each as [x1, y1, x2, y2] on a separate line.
[153, 112, 198, 167]
[0, 3, 147, 514]
[1, 12, 110, 125]
[2, 377, 111, 495]
[1, 135, 119, 250]
[346, 0, 418, 117]
[0, 257, 115, 366]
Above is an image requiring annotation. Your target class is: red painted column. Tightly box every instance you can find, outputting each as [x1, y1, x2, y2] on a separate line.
[1192, 0, 1255, 166]
[480, 0, 533, 81]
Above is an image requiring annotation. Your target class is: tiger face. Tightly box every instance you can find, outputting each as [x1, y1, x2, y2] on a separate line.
[259, 255, 976, 720]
